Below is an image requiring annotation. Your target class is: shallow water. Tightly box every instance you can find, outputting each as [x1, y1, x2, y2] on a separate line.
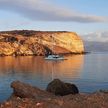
[0, 53, 108, 101]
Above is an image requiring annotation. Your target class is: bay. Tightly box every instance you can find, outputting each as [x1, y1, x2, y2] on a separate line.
[0, 53, 108, 102]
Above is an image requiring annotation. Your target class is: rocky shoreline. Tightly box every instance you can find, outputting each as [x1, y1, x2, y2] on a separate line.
[0, 80, 108, 108]
[0, 30, 84, 56]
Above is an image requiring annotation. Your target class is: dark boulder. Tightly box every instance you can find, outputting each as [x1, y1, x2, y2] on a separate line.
[46, 79, 79, 96]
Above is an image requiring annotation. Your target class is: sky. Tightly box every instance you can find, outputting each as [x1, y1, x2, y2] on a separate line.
[0, 0, 108, 38]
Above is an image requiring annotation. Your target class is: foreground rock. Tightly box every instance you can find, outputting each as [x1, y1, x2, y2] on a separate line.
[46, 79, 79, 96]
[1, 81, 108, 108]
[0, 30, 84, 56]
[11, 81, 55, 100]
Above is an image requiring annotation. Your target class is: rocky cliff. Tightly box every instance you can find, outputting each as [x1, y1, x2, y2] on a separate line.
[0, 30, 84, 56]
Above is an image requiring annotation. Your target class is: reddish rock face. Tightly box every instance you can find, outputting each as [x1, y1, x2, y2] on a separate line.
[0, 31, 84, 56]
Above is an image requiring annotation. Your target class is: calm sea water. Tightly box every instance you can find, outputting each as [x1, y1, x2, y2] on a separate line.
[0, 53, 108, 102]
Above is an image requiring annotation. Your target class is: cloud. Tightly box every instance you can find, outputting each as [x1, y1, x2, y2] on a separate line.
[0, 0, 107, 23]
[81, 31, 108, 42]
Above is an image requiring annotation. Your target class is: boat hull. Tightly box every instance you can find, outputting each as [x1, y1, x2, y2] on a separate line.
[45, 57, 66, 60]
[45, 55, 66, 60]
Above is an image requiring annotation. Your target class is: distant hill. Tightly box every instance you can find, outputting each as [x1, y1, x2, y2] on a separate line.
[84, 41, 108, 52]
[81, 31, 108, 52]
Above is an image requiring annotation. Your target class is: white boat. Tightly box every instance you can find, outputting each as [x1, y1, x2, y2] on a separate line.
[45, 54, 66, 60]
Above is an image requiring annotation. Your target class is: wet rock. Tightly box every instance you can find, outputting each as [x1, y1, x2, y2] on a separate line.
[46, 79, 79, 96]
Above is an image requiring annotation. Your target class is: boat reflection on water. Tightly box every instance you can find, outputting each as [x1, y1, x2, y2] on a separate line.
[44, 55, 84, 81]
[0, 55, 84, 81]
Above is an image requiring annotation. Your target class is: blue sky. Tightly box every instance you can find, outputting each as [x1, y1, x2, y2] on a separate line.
[0, 0, 108, 35]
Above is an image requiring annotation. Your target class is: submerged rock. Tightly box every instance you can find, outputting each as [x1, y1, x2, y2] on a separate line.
[46, 79, 79, 96]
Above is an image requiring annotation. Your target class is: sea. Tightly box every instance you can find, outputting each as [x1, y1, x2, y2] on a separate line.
[0, 52, 108, 102]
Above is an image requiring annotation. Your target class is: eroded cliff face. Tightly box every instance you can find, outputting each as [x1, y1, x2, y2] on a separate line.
[0, 30, 84, 56]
